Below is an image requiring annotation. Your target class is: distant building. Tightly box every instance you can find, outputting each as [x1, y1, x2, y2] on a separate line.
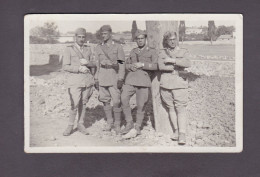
[217, 34, 233, 41]
[186, 27, 203, 34]
[55, 35, 74, 43]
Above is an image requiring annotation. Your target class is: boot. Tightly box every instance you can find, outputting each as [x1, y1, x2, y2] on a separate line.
[135, 110, 145, 130]
[135, 124, 141, 135]
[63, 125, 74, 136]
[121, 121, 134, 134]
[178, 132, 186, 145]
[121, 107, 134, 134]
[170, 129, 179, 141]
[103, 105, 113, 131]
[77, 123, 89, 135]
[113, 107, 122, 135]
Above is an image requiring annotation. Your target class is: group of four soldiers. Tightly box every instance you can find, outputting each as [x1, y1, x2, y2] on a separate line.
[62, 25, 191, 145]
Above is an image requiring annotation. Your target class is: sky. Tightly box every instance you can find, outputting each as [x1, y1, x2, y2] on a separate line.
[29, 20, 235, 34]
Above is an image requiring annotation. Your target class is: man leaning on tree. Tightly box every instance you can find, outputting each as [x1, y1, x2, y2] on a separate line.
[94, 25, 125, 134]
[158, 31, 191, 145]
[62, 28, 96, 136]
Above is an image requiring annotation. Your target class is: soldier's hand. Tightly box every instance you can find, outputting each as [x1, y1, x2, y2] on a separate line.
[130, 64, 138, 72]
[80, 58, 89, 66]
[117, 79, 124, 89]
[133, 62, 144, 69]
[94, 80, 99, 90]
[164, 58, 176, 64]
[79, 66, 89, 73]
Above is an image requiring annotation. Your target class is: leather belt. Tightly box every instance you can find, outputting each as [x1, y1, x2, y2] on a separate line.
[100, 64, 118, 69]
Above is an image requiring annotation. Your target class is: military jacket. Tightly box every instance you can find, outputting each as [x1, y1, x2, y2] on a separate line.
[125, 46, 158, 87]
[158, 46, 191, 89]
[95, 40, 125, 86]
[63, 43, 95, 88]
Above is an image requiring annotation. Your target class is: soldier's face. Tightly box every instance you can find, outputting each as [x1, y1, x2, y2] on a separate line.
[136, 35, 146, 48]
[76, 35, 86, 46]
[101, 31, 111, 42]
[167, 35, 177, 49]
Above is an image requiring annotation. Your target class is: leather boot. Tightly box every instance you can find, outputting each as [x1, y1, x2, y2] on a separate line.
[121, 107, 134, 134]
[178, 132, 186, 145]
[121, 121, 134, 134]
[103, 105, 113, 131]
[135, 124, 141, 135]
[77, 123, 89, 135]
[136, 110, 145, 129]
[63, 125, 74, 136]
[113, 107, 122, 135]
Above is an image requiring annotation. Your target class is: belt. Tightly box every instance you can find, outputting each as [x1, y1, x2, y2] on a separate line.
[100, 64, 118, 69]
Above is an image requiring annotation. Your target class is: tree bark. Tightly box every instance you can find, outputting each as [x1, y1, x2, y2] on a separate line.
[146, 21, 179, 135]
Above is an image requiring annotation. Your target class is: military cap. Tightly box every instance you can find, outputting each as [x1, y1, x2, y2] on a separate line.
[135, 29, 147, 38]
[75, 28, 87, 36]
[100, 25, 112, 32]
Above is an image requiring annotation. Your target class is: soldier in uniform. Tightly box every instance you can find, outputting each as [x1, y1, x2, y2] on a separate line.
[158, 31, 191, 145]
[62, 28, 96, 136]
[121, 30, 158, 135]
[94, 25, 125, 134]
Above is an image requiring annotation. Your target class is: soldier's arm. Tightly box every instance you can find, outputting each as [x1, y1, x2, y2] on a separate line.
[63, 47, 79, 73]
[94, 46, 100, 80]
[175, 50, 191, 68]
[86, 47, 97, 68]
[142, 49, 158, 71]
[125, 50, 134, 71]
[158, 51, 174, 71]
[117, 45, 126, 80]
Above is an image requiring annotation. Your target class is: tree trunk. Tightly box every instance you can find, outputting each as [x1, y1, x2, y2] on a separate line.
[146, 21, 179, 135]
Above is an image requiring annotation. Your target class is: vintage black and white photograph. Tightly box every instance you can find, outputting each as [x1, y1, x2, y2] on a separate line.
[24, 14, 242, 153]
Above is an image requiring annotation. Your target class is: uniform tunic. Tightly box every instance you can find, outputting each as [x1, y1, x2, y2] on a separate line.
[95, 40, 125, 87]
[125, 46, 158, 87]
[158, 46, 191, 89]
[63, 43, 95, 88]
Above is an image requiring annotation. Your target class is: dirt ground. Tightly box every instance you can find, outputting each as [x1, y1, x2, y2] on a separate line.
[29, 66, 235, 147]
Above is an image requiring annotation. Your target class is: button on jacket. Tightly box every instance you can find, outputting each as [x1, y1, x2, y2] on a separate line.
[63, 43, 95, 88]
[158, 47, 191, 89]
[95, 40, 125, 86]
[125, 46, 158, 87]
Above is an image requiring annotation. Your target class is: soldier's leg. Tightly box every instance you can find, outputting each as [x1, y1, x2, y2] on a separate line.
[77, 86, 94, 135]
[172, 88, 188, 144]
[63, 87, 81, 136]
[160, 88, 178, 140]
[135, 87, 149, 134]
[120, 85, 136, 134]
[99, 86, 113, 131]
[108, 86, 123, 134]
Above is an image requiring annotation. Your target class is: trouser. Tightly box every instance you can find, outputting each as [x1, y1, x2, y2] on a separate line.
[121, 84, 149, 127]
[98, 85, 122, 125]
[160, 88, 188, 134]
[67, 86, 93, 126]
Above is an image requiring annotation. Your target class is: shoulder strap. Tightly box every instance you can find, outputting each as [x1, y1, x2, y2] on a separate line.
[100, 44, 113, 62]
[164, 49, 173, 58]
[71, 44, 84, 58]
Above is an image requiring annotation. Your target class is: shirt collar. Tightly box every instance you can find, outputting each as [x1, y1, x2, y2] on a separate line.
[75, 42, 84, 51]
[102, 39, 114, 46]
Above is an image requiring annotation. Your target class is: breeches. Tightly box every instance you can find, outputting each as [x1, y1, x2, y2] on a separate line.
[98, 86, 121, 107]
[121, 84, 149, 111]
[68, 86, 93, 109]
